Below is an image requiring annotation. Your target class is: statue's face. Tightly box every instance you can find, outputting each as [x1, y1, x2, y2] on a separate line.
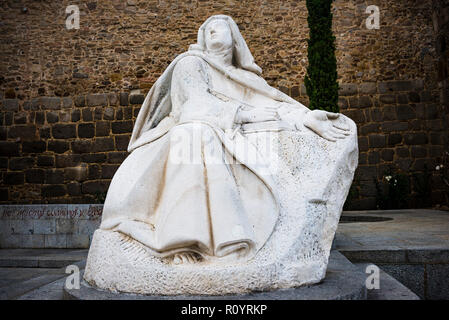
[204, 19, 233, 51]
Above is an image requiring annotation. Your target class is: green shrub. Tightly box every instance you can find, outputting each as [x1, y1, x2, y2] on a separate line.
[304, 0, 339, 113]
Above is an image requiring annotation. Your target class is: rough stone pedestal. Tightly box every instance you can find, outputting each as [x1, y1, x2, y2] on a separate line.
[65, 251, 366, 300]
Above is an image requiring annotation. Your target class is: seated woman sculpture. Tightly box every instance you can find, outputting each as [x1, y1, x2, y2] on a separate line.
[98, 14, 350, 266]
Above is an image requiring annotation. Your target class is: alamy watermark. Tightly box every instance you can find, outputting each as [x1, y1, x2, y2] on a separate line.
[65, 5, 80, 30]
[365, 5, 380, 30]
[365, 264, 380, 290]
[65, 264, 80, 290]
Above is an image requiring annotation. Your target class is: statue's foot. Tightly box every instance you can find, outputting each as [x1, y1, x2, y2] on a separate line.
[172, 252, 201, 265]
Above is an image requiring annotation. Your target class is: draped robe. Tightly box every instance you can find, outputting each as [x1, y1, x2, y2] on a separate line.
[100, 52, 310, 260]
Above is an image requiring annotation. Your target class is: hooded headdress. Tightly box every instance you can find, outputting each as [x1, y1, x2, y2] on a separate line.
[128, 15, 298, 152]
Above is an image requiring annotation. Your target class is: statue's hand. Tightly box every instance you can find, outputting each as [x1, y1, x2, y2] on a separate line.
[236, 106, 279, 124]
[303, 110, 350, 142]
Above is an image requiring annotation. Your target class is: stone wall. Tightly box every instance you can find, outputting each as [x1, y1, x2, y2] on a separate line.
[0, 0, 448, 209]
[0, 204, 101, 248]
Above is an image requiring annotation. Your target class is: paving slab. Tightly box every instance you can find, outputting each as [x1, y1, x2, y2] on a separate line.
[0, 249, 88, 268]
[337, 209, 449, 260]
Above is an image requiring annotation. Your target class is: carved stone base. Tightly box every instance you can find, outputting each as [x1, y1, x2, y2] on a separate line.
[69, 251, 366, 299]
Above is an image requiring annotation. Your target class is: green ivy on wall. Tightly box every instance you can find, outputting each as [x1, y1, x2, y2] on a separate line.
[305, 0, 339, 113]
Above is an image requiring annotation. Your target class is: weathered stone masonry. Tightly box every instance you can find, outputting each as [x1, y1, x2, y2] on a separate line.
[0, 0, 448, 209]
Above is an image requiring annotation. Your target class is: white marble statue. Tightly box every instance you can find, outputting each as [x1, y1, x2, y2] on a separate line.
[84, 15, 358, 295]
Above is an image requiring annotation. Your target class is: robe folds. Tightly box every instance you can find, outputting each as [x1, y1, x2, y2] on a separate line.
[100, 52, 309, 260]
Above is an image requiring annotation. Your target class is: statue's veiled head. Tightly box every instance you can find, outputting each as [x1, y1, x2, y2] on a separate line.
[204, 18, 233, 52]
[189, 15, 262, 75]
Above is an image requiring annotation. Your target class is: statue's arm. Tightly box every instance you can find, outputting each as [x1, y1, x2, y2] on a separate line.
[171, 56, 242, 130]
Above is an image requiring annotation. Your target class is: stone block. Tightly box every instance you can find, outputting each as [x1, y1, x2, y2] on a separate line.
[81, 181, 110, 194]
[62, 97, 73, 109]
[397, 94, 408, 104]
[359, 82, 377, 94]
[45, 170, 64, 184]
[382, 106, 398, 121]
[379, 94, 396, 104]
[81, 153, 106, 163]
[368, 134, 386, 148]
[33, 219, 56, 234]
[404, 133, 428, 145]
[411, 146, 427, 158]
[82, 108, 93, 121]
[59, 111, 71, 122]
[41, 97, 61, 110]
[46, 111, 59, 123]
[78, 123, 95, 138]
[88, 165, 101, 180]
[129, 93, 145, 104]
[71, 140, 93, 154]
[44, 234, 67, 248]
[341, 109, 365, 123]
[381, 149, 394, 161]
[10, 219, 34, 235]
[0, 142, 20, 156]
[0, 234, 23, 248]
[41, 185, 66, 198]
[64, 165, 89, 182]
[8, 125, 38, 141]
[111, 120, 133, 134]
[9, 157, 34, 170]
[74, 96, 85, 108]
[120, 92, 129, 106]
[115, 135, 130, 151]
[95, 121, 110, 136]
[14, 112, 27, 124]
[22, 140, 46, 153]
[25, 169, 45, 184]
[92, 137, 114, 152]
[4, 172, 24, 185]
[56, 219, 75, 234]
[396, 104, 416, 120]
[76, 219, 99, 235]
[21, 234, 45, 248]
[87, 94, 108, 107]
[408, 92, 420, 103]
[107, 151, 128, 164]
[3, 99, 19, 111]
[387, 133, 402, 146]
[66, 234, 90, 248]
[52, 124, 76, 139]
[48, 140, 69, 153]
[379, 80, 413, 93]
[101, 164, 119, 179]
[35, 111, 45, 124]
[381, 121, 408, 132]
[71, 109, 81, 122]
[39, 126, 51, 139]
[338, 83, 358, 96]
[103, 107, 115, 120]
[67, 182, 82, 196]
[37, 155, 54, 167]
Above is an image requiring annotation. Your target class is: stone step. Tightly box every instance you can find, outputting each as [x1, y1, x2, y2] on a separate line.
[8, 260, 86, 300]
[354, 263, 420, 300]
[0, 249, 87, 268]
